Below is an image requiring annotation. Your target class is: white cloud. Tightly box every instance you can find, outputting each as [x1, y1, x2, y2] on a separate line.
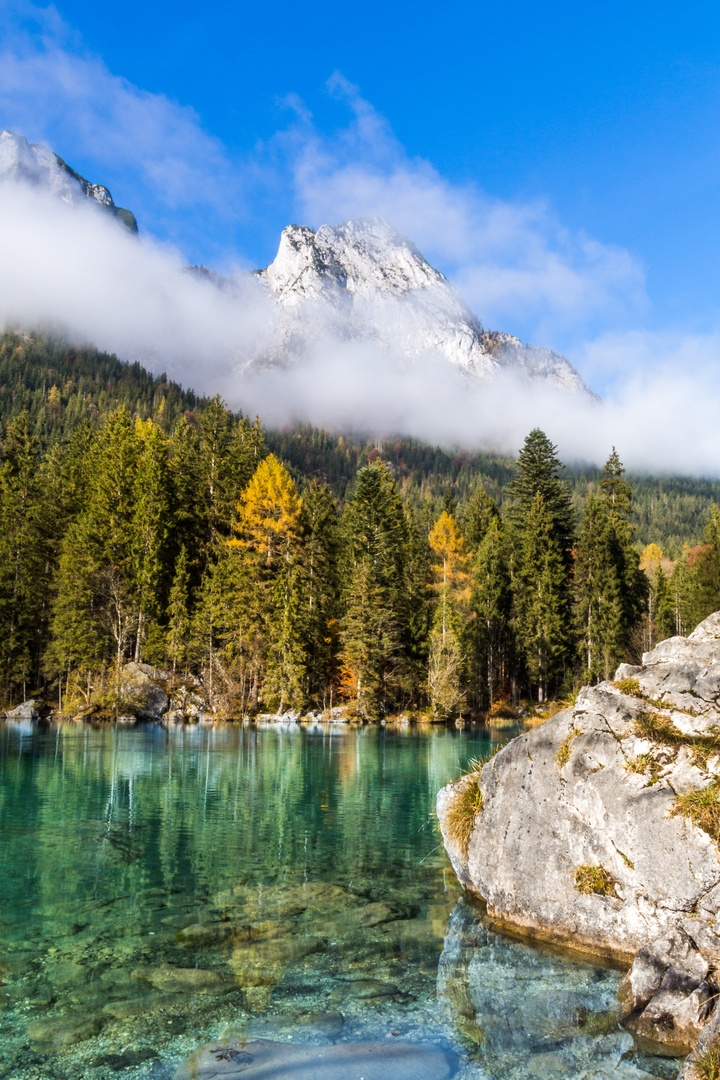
[0, 15, 717, 475]
[285, 76, 647, 349]
[0, 3, 246, 249]
[0, 182, 274, 389]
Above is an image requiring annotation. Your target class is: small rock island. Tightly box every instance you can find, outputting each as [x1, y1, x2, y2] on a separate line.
[438, 612, 720, 1064]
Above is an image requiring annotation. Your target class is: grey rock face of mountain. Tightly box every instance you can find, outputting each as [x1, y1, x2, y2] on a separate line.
[437, 612, 720, 1056]
[0, 130, 137, 232]
[255, 217, 592, 395]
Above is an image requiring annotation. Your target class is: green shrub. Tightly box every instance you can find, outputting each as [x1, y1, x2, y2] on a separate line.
[634, 711, 720, 768]
[615, 678, 641, 696]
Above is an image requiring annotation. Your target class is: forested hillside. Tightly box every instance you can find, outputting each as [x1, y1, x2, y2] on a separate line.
[2, 331, 720, 718]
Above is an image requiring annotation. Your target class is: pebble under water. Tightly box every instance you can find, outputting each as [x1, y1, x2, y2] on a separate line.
[0, 720, 680, 1080]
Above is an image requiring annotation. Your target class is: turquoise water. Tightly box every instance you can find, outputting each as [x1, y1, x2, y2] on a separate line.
[0, 721, 675, 1080]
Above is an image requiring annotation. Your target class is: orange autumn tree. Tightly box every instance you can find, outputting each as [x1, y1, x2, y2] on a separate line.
[227, 454, 306, 712]
[427, 511, 470, 718]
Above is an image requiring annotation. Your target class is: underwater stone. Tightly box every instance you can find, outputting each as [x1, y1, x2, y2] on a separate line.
[173, 1037, 458, 1080]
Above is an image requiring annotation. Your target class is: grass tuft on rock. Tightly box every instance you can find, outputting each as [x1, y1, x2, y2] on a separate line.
[615, 678, 641, 696]
[691, 1040, 720, 1080]
[634, 711, 720, 768]
[671, 783, 720, 844]
[557, 729, 578, 768]
[624, 752, 662, 781]
[442, 772, 483, 859]
[574, 864, 617, 897]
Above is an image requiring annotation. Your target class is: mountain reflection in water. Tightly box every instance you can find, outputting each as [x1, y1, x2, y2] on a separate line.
[0, 721, 675, 1079]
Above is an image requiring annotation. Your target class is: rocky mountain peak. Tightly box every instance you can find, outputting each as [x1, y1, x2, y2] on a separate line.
[0, 130, 137, 232]
[256, 215, 592, 395]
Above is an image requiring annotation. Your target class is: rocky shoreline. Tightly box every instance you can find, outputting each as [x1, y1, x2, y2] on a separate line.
[1, 662, 494, 727]
[438, 612, 720, 1060]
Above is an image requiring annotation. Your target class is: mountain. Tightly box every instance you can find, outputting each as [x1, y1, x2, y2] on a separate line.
[0, 132, 589, 395]
[254, 217, 592, 395]
[0, 130, 137, 232]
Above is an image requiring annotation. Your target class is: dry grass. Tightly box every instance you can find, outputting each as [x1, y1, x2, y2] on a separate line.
[615, 678, 641, 696]
[691, 1041, 720, 1080]
[557, 729, 578, 768]
[624, 752, 662, 781]
[442, 772, 483, 858]
[671, 783, 720, 844]
[574, 864, 617, 897]
[634, 711, 720, 768]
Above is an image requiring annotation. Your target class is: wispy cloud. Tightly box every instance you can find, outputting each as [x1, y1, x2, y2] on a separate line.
[283, 75, 648, 352]
[0, 182, 274, 390]
[0, 11, 718, 475]
[0, 2, 246, 252]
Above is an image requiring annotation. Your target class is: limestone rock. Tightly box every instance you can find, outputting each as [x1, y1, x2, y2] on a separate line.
[28, 1012, 103, 1048]
[618, 932, 713, 1055]
[437, 611, 720, 1054]
[4, 698, 50, 720]
[131, 963, 235, 994]
[118, 663, 170, 720]
[173, 1037, 458, 1080]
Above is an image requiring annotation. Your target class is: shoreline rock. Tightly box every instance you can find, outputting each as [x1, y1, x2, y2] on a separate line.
[437, 612, 720, 1057]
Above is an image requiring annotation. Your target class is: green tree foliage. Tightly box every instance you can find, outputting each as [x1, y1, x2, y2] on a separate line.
[6, 332, 718, 717]
[340, 462, 409, 719]
[575, 451, 647, 681]
[512, 494, 570, 702]
[470, 516, 512, 709]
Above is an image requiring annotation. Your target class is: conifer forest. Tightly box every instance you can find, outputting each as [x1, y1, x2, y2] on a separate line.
[2, 331, 720, 718]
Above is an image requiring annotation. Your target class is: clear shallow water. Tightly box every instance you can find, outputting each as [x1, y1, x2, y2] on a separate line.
[0, 721, 676, 1080]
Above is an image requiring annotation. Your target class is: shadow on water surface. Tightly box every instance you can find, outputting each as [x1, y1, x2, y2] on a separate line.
[0, 721, 680, 1080]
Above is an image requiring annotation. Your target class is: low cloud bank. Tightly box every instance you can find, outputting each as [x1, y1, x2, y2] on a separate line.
[1, 180, 719, 477]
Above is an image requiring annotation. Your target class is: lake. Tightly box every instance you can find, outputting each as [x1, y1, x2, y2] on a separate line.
[0, 721, 675, 1079]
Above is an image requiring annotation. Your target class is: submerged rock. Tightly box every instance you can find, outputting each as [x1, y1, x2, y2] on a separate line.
[173, 1037, 457, 1080]
[437, 612, 720, 1056]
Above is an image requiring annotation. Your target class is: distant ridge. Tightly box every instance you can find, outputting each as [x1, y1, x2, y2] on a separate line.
[0, 130, 137, 232]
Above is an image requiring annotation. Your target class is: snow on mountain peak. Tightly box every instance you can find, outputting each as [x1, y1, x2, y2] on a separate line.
[0, 131, 138, 232]
[257, 216, 592, 395]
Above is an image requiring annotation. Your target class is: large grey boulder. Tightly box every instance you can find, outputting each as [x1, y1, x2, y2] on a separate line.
[117, 663, 170, 720]
[4, 698, 50, 720]
[437, 612, 720, 1056]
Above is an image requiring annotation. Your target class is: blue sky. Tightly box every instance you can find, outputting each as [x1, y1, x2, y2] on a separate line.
[2, 0, 720, 402]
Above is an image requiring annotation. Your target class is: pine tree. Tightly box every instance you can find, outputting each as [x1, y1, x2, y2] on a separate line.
[167, 546, 191, 673]
[471, 517, 512, 709]
[301, 482, 341, 708]
[691, 506, 720, 624]
[598, 448, 646, 651]
[462, 486, 500, 552]
[506, 429, 575, 563]
[574, 494, 622, 681]
[513, 494, 569, 702]
[131, 420, 170, 662]
[340, 462, 408, 718]
[507, 431, 574, 698]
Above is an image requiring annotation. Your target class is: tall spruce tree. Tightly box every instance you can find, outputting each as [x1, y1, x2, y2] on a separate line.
[513, 494, 569, 702]
[340, 462, 408, 719]
[574, 494, 623, 681]
[507, 430, 575, 699]
[470, 516, 512, 709]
